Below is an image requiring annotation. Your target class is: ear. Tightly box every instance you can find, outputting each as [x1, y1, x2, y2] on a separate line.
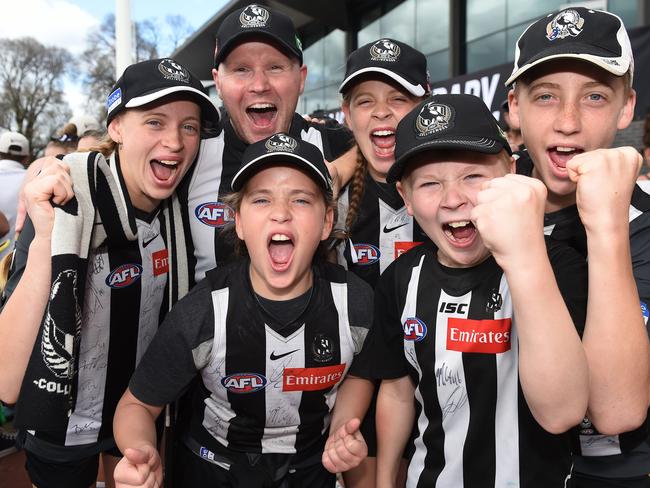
[616, 88, 636, 131]
[643, 147, 650, 162]
[235, 210, 244, 241]
[341, 100, 353, 131]
[107, 117, 123, 144]
[321, 205, 334, 241]
[298, 64, 307, 95]
[212, 68, 222, 99]
[509, 155, 516, 174]
[396, 181, 414, 216]
[507, 88, 521, 130]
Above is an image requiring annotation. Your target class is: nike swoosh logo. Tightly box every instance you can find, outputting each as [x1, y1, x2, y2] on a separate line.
[270, 349, 299, 361]
[142, 235, 160, 248]
[383, 223, 408, 233]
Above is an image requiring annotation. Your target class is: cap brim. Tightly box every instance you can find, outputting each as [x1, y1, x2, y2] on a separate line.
[231, 152, 331, 192]
[125, 85, 220, 124]
[505, 51, 630, 86]
[339, 67, 426, 96]
[388, 137, 510, 183]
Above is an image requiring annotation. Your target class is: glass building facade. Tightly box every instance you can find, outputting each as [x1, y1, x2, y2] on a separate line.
[299, 0, 645, 114]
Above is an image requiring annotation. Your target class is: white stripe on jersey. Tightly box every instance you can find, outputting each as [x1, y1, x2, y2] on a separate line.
[300, 127, 326, 155]
[378, 200, 413, 274]
[578, 434, 622, 456]
[430, 290, 472, 488]
[262, 325, 305, 453]
[543, 223, 556, 236]
[189, 136, 227, 282]
[203, 287, 235, 447]
[493, 274, 520, 487]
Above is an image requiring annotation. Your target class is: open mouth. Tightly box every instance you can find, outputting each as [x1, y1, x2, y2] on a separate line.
[150, 159, 179, 182]
[247, 103, 278, 127]
[370, 128, 396, 158]
[547, 146, 584, 175]
[442, 220, 477, 246]
[268, 233, 294, 271]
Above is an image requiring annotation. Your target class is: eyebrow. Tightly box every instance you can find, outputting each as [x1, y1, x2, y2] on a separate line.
[528, 80, 614, 91]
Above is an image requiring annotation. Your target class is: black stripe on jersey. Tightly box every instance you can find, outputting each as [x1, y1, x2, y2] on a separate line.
[98, 243, 143, 441]
[414, 257, 445, 488]
[461, 274, 500, 488]
[632, 183, 650, 213]
[225, 286, 266, 451]
[294, 275, 342, 456]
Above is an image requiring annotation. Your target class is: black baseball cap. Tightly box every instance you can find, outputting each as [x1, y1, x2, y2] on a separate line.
[232, 133, 332, 195]
[339, 38, 429, 97]
[388, 94, 511, 183]
[214, 4, 303, 68]
[506, 7, 633, 86]
[106, 58, 220, 127]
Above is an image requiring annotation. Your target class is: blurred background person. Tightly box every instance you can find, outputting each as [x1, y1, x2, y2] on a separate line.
[0, 131, 29, 260]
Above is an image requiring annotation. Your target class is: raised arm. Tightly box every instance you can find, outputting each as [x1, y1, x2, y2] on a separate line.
[472, 174, 589, 433]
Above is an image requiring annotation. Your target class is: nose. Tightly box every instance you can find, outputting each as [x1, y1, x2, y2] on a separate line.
[270, 199, 291, 222]
[553, 100, 581, 135]
[162, 126, 183, 151]
[440, 183, 466, 210]
[250, 68, 271, 93]
[371, 99, 392, 121]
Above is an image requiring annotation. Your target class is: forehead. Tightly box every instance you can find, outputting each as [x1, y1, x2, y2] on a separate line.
[222, 38, 297, 65]
[518, 59, 624, 90]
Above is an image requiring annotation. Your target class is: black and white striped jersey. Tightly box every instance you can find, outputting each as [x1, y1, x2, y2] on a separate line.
[129, 259, 373, 462]
[335, 172, 430, 288]
[357, 240, 588, 488]
[178, 114, 354, 284]
[517, 151, 650, 476]
[3, 209, 169, 456]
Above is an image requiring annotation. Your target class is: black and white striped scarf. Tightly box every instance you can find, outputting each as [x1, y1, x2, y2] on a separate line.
[14, 151, 188, 430]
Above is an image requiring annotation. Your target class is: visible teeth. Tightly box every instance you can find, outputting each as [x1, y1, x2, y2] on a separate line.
[448, 221, 470, 228]
[157, 160, 178, 166]
[271, 234, 290, 242]
[249, 103, 275, 110]
[372, 130, 394, 136]
[556, 146, 576, 153]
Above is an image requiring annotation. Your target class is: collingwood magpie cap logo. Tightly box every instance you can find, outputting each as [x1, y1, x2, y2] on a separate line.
[158, 59, 190, 83]
[265, 133, 298, 152]
[240, 4, 270, 28]
[370, 39, 401, 62]
[546, 9, 585, 41]
[415, 102, 452, 137]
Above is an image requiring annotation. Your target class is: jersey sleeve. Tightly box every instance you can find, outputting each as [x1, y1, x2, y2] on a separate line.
[350, 262, 411, 380]
[629, 204, 650, 333]
[546, 237, 588, 336]
[129, 279, 216, 406]
[322, 123, 355, 161]
[0, 217, 35, 309]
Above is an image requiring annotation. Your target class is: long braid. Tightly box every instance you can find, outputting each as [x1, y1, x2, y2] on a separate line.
[344, 147, 368, 239]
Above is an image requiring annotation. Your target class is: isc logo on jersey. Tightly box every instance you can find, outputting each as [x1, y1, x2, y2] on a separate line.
[221, 373, 267, 393]
[106, 264, 143, 288]
[353, 244, 380, 265]
[403, 317, 427, 342]
[195, 202, 234, 227]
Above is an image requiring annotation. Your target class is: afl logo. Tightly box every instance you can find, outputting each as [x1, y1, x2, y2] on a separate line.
[403, 317, 427, 342]
[369, 39, 401, 62]
[221, 373, 267, 393]
[106, 264, 143, 288]
[240, 5, 270, 27]
[353, 243, 380, 265]
[195, 202, 234, 227]
[416, 102, 452, 137]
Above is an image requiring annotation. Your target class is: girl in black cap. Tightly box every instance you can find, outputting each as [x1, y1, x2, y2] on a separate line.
[0, 58, 219, 488]
[334, 38, 430, 488]
[112, 134, 373, 488]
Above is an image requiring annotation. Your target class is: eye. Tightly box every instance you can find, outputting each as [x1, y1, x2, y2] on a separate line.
[251, 197, 269, 205]
[146, 119, 162, 128]
[419, 181, 439, 189]
[182, 123, 199, 134]
[293, 197, 311, 205]
[587, 93, 605, 102]
[535, 93, 553, 102]
[269, 64, 285, 72]
[465, 173, 484, 180]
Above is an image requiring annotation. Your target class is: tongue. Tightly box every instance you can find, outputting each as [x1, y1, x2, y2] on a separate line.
[371, 135, 395, 149]
[269, 242, 293, 265]
[548, 150, 577, 169]
[450, 225, 475, 241]
[151, 161, 174, 181]
[248, 110, 276, 126]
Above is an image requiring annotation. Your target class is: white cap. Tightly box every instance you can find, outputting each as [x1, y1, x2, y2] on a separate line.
[68, 115, 101, 136]
[0, 131, 29, 156]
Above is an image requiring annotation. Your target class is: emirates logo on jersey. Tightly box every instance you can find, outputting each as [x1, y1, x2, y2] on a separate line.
[282, 364, 346, 392]
[447, 318, 512, 354]
[153, 249, 169, 276]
